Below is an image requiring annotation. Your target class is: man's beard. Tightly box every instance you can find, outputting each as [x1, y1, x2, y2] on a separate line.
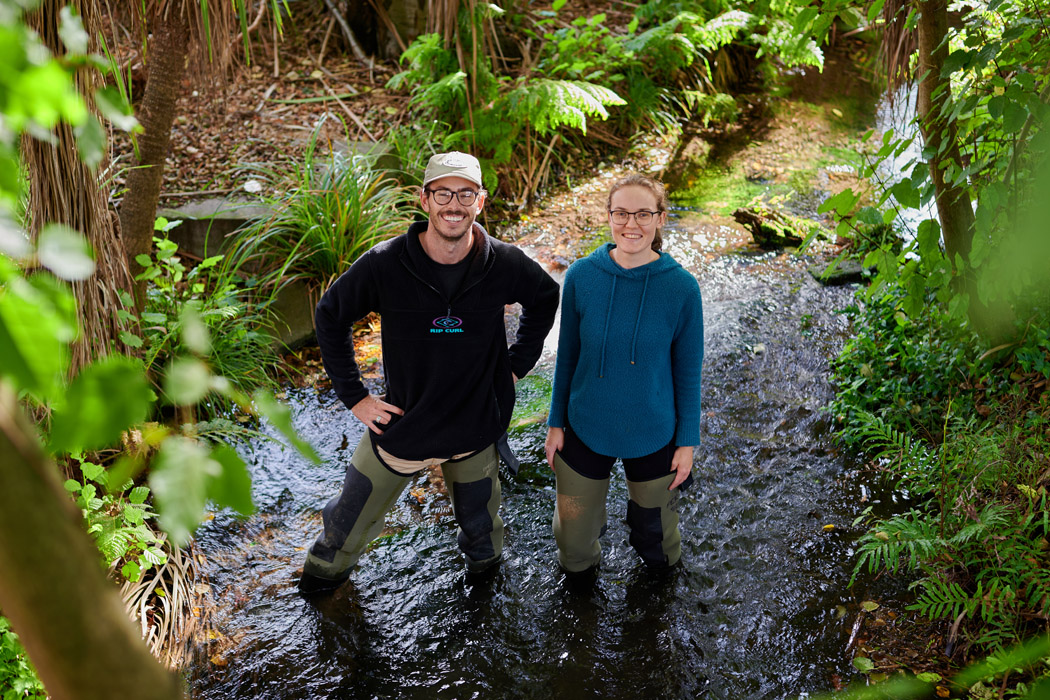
[432, 211, 473, 242]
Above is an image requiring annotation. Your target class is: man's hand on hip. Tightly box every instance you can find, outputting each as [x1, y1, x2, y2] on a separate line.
[352, 395, 405, 435]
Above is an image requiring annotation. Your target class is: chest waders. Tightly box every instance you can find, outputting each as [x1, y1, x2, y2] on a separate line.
[553, 452, 682, 573]
[300, 438, 504, 592]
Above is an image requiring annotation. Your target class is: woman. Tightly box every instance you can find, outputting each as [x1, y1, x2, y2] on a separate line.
[545, 173, 704, 573]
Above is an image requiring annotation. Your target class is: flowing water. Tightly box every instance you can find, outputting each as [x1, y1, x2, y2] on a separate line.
[189, 215, 898, 699]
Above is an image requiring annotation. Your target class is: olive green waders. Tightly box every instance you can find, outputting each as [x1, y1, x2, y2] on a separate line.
[552, 452, 610, 573]
[625, 473, 681, 568]
[442, 445, 504, 572]
[553, 454, 682, 572]
[302, 438, 504, 588]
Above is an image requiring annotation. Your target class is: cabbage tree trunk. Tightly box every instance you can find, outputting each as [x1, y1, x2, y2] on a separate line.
[22, 0, 134, 371]
[118, 13, 190, 311]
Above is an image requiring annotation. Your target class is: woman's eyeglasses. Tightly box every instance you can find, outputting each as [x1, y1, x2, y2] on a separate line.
[608, 209, 659, 225]
[426, 188, 480, 206]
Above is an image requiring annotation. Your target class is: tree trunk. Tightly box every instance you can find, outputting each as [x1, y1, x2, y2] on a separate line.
[915, 0, 1014, 338]
[914, 0, 975, 268]
[22, 0, 135, 373]
[119, 12, 190, 311]
[0, 382, 185, 700]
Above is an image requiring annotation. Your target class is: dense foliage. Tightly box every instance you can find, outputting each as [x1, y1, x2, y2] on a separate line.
[807, 0, 1050, 689]
[384, 0, 823, 202]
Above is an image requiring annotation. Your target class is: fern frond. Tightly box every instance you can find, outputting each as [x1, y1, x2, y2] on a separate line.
[909, 576, 976, 621]
[752, 20, 824, 70]
[502, 79, 626, 136]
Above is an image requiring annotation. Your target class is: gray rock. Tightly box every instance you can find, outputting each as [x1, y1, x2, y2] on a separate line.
[807, 259, 869, 286]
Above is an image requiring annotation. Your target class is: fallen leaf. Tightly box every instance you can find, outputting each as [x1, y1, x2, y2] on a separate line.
[861, 600, 880, 612]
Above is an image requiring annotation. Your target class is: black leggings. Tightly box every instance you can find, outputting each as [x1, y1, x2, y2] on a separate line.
[560, 426, 678, 483]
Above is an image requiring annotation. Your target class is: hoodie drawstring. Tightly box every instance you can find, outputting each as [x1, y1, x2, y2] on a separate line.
[599, 269, 651, 376]
[630, 269, 651, 365]
[599, 276, 617, 378]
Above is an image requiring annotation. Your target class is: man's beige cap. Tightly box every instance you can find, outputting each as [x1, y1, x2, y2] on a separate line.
[422, 151, 483, 188]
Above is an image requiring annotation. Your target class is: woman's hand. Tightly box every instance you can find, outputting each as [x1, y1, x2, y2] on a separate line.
[669, 445, 695, 489]
[545, 427, 565, 470]
[352, 394, 405, 435]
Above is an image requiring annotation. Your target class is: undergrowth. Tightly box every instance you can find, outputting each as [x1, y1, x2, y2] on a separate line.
[835, 282, 1050, 684]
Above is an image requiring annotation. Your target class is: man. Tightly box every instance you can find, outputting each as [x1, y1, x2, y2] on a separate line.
[298, 151, 560, 594]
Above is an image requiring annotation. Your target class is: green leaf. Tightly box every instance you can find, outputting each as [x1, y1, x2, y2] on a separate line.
[164, 357, 212, 405]
[179, 304, 211, 355]
[818, 189, 858, 216]
[1002, 100, 1027, 134]
[861, 600, 880, 612]
[50, 356, 153, 454]
[942, 49, 971, 75]
[853, 656, 875, 673]
[74, 113, 106, 171]
[154, 217, 182, 233]
[129, 485, 150, 504]
[208, 444, 255, 516]
[122, 502, 144, 525]
[867, 0, 887, 23]
[93, 86, 139, 132]
[0, 271, 75, 398]
[80, 461, 105, 482]
[915, 672, 942, 683]
[58, 7, 89, 54]
[253, 389, 321, 464]
[890, 180, 920, 210]
[793, 7, 818, 32]
[37, 224, 95, 281]
[150, 437, 221, 547]
[121, 560, 142, 582]
[119, 331, 143, 348]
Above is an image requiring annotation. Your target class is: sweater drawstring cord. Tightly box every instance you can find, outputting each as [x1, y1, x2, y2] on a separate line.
[630, 269, 650, 365]
[599, 275, 617, 378]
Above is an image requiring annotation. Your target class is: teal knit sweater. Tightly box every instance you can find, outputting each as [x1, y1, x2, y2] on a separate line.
[548, 243, 704, 458]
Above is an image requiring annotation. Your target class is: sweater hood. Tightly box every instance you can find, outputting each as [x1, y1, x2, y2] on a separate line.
[589, 242, 685, 374]
[592, 242, 683, 278]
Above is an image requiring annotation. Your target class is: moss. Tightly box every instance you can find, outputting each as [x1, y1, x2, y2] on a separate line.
[671, 165, 787, 214]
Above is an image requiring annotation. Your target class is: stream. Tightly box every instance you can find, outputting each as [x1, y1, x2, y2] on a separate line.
[189, 212, 897, 699]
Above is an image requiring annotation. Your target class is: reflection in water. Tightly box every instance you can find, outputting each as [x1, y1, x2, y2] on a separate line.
[190, 217, 891, 699]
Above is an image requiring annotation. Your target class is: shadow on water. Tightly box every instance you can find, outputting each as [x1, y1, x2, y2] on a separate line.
[189, 217, 902, 699]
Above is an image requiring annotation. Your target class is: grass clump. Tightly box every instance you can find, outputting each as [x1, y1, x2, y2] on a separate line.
[229, 117, 415, 300]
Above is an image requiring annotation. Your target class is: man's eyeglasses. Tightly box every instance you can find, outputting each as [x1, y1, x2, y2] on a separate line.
[609, 209, 659, 226]
[425, 188, 481, 206]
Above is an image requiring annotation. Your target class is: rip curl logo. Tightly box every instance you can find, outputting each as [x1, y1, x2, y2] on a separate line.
[430, 316, 464, 333]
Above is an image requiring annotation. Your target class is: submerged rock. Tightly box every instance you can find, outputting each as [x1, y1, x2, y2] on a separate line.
[808, 259, 869, 286]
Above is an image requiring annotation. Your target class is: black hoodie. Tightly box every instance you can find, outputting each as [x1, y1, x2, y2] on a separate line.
[315, 220, 560, 460]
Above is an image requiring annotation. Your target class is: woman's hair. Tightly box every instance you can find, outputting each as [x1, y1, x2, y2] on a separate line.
[607, 173, 669, 252]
